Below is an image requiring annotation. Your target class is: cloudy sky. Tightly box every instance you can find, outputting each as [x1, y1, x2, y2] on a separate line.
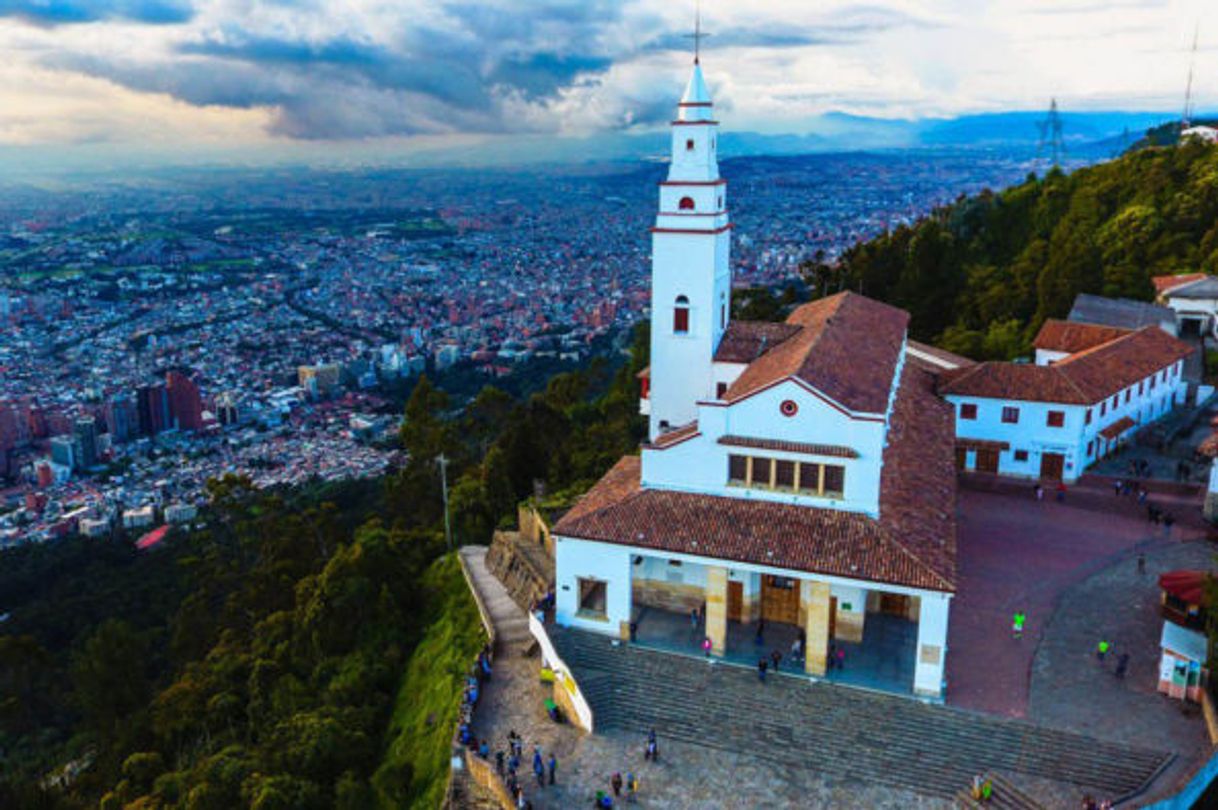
[0, 0, 1210, 161]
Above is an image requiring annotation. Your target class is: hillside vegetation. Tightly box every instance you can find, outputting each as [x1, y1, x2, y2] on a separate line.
[816, 140, 1218, 359]
[0, 327, 646, 809]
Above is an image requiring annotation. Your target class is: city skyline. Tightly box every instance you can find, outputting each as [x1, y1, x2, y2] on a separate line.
[0, 0, 1211, 170]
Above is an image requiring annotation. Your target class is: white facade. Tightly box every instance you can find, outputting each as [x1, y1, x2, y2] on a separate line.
[642, 377, 890, 516]
[647, 62, 733, 440]
[948, 358, 1187, 481]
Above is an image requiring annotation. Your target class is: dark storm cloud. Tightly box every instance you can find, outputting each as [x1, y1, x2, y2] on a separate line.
[0, 0, 193, 26]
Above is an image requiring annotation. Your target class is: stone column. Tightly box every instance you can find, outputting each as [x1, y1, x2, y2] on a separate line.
[914, 592, 950, 698]
[705, 565, 729, 656]
[801, 579, 831, 676]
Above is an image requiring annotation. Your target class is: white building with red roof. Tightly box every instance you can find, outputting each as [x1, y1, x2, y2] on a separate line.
[941, 320, 1193, 481]
[552, 58, 958, 699]
[1154, 273, 1218, 338]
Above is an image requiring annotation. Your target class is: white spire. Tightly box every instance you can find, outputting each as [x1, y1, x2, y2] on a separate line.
[678, 63, 713, 122]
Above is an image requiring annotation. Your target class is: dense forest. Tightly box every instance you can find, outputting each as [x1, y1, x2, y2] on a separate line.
[807, 140, 1218, 359]
[0, 329, 647, 808]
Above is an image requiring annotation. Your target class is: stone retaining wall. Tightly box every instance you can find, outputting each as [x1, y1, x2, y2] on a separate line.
[462, 749, 515, 810]
[485, 531, 550, 613]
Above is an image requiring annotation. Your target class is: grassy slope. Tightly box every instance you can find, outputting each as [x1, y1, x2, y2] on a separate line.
[372, 552, 487, 809]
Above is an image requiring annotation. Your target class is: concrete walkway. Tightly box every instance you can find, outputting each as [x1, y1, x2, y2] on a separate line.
[460, 544, 531, 646]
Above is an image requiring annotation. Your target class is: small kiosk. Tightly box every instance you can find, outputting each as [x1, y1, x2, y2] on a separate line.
[1157, 570, 1211, 702]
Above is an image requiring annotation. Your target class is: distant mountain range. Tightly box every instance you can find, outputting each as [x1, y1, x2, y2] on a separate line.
[415, 110, 1193, 168]
[0, 110, 1202, 180]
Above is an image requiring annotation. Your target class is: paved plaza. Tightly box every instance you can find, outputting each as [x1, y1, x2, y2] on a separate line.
[459, 479, 1216, 808]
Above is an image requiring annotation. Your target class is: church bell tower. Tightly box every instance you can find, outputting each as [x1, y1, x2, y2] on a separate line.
[647, 55, 732, 441]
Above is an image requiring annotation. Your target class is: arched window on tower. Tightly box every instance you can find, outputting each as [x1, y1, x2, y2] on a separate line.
[678, 196, 695, 211]
[673, 295, 690, 334]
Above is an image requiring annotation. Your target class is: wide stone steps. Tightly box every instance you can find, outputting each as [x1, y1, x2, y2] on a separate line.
[955, 773, 1046, 810]
[554, 629, 1171, 801]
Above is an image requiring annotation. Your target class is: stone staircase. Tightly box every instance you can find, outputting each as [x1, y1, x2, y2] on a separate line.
[955, 773, 1045, 809]
[553, 628, 1172, 803]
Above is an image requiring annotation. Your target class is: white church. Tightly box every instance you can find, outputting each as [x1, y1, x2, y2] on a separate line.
[552, 58, 958, 699]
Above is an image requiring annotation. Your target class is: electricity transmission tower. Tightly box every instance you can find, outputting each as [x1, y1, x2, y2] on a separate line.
[1037, 98, 1066, 169]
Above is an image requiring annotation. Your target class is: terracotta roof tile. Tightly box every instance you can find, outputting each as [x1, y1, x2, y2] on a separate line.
[718, 435, 858, 459]
[1153, 273, 1208, 295]
[940, 327, 1193, 405]
[714, 320, 802, 364]
[724, 292, 908, 414]
[1032, 319, 1131, 354]
[554, 364, 956, 593]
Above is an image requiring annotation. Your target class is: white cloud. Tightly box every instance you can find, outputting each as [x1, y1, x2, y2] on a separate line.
[0, 0, 1212, 152]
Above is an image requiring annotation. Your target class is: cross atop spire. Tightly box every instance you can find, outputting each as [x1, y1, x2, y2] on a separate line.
[684, 1, 710, 64]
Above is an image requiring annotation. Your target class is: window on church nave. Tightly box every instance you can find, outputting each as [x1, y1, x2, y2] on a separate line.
[727, 453, 845, 499]
[673, 295, 690, 333]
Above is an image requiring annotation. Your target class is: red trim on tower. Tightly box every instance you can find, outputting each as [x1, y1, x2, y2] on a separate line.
[650, 224, 734, 235]
[678, 102, 713, 108]
[659, 211, 727, 217]
[670, 120, 719, 126]
[659, 179, 726, 187]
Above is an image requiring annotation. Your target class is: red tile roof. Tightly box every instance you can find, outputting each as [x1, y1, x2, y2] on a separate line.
[1099, 416, 1136, 440]
[718, 435, 858, 459]
[940, 327, 1193, 406]
[723, 292, 908, 415]
[1032, 319, 1131, 354]
[714, 320, 801, 364]
[555, 363, 956, 592]
[1153, 273, 1207, 295]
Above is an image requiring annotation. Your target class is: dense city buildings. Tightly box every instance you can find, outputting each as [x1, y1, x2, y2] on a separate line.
[1, 143, 1061, 544]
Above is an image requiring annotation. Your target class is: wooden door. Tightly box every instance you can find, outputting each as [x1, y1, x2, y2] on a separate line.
[975, 448, 1000, 474]
[880, 593, 910, 617]
[954, 447, 968, 471]
[829, 596, 837, 639]
[727, 580, 743, 623]
[1040, 452, 1064, 481]
[761, 576, 799, 624]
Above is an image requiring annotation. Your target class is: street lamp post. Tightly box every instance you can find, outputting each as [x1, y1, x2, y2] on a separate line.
[436, 453, 453, 552]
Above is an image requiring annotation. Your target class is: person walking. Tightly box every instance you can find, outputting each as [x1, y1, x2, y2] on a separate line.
[836, 647, 846, 671]
[771, 648, 783, 674]
[1115, 653, 1130, 679]
[758, 657, 768, 682]
[790, 636, 803, 663]
[626, 772, 638, 804]
[701, 636, 712, 658]
[1164, 513, 1175, 538]
[1097, 640, 1110, 663]
[689, 607, 698, 630]
[1034, 483, 1044, 502]
[1012, 610, 1026, 639]
[533, 755, 545, 788]
[547, 753, 556, 785]
[1056, 481, 1067, 502]
[755, 619, 766, 646]
[611, 771, 623, 798]
[1113, 479, 1122, 496]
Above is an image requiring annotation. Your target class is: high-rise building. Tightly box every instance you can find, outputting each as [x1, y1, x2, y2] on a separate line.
[167, 371, 204, 431]
[50, 435, 75, 470]
[106, 392, 136, 444]
[137, 383, 171, 436]
[73, 416, 99, 469]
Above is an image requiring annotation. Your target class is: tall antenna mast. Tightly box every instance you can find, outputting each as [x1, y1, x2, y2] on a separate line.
[1183, 22, 1199, 130]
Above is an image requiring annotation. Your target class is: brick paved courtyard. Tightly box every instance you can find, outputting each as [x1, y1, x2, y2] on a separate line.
[947, 481, 1204, 718]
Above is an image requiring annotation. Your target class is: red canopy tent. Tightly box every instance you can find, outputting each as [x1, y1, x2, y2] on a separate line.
[1159, 570, 1210, 606]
